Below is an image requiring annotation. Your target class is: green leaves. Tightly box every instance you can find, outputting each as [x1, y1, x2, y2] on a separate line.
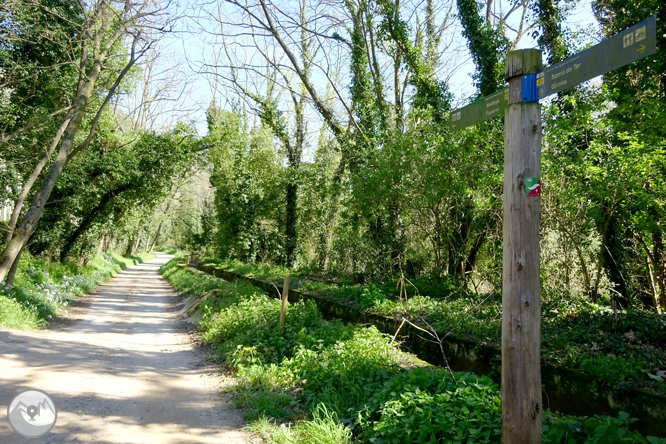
[359, 368, 502, 444]
[542, 411, 660, 443]
[206, 107, 284, 263]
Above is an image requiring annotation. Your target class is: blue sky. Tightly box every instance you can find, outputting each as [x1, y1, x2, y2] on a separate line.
[139, 0, 600, 141]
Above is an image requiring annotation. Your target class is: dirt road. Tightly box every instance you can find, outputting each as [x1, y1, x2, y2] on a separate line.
[0, 253, 253, 443]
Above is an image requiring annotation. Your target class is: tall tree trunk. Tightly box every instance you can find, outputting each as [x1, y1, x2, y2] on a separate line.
[654, 231, 665, 311]
[389, 201, 404, 265]
[124, 237, 135, 257]
[318, 159, 346, 271]
[602, 218, 629, 307]
[285, 181, 298, 268]
[149, 222, 163, 253]
[0, 0, 134, 282]
[148, 199, 172, 253]
[127, 214, 143, 256]
[0, 109, 83, 282]
[5, 119, 70, 243]
[133, 229, 143, 253]
[464, 230, 487, 275]
[60, 183, 133, 261]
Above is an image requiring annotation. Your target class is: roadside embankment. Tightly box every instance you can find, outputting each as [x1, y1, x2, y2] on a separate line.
[189, 259, 666, 437]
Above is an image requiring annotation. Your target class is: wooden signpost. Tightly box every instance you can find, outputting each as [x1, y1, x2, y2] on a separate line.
[503, 49, 543, 442]
[448, 16, 657, 443]
[279, 275, 290, 332]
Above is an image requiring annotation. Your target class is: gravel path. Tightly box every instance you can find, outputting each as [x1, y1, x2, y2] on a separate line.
[0, 253, 254, 444]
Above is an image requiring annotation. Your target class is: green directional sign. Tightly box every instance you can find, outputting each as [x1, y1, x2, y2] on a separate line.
[449, 87, 508, 131]
[538, 16, 656, 98]
[449, 16, 657, 131]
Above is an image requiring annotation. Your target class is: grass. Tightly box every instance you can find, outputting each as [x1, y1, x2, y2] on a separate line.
[198, 258, 666, 393]
[0, 250, 155, 329]
[161, 256, 666, 444]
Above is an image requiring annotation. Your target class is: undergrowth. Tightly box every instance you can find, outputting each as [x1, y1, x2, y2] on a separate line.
[0, 251, 155, 329]
[161, 256, 666, 443]
[198, 258, 666, 392]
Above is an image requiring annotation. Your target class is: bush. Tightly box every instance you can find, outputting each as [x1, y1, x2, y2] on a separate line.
[358, 368, 501, 444]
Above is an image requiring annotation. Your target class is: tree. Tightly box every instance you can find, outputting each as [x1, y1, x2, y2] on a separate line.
[44, 125, 203, 262]
[0, 0, 173, 283]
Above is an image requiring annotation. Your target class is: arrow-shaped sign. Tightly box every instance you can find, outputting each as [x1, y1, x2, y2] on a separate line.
[449, 16, 657, 131]
[537, 16, 656, 98]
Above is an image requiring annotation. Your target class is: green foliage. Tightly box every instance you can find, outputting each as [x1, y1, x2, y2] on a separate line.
[202, 295, 332, 366]
[161, 259, 666, 443]
[248, 404, 353, 444]
[375, 0, 452, 121]
[206, 106, 284, 263]
[160, 258, 257, 307]
[542, 308, 666, 386]
[29, 123, 203, 261]
[201, 258, 666, 390]
[533, 0, 569, 64]
[359, 285, 392, 311]
[358, 368, 501, 444]
[0, 0, 81, 133]
[454, 0, 508, 96]
[0, 251, 154, 329]
[542, 83, 666, 307]
[542, 411, 666, 444]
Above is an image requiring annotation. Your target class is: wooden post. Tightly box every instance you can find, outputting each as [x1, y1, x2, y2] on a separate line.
[279, 275, 290, 331]
[502, 48, 543, 443]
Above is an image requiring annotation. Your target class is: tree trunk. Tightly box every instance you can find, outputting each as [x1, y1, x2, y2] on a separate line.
[0, 0, 125, 282]
[654, 231, 665, 311]
[60, 183, 133, 261]
[5, 119, 70, 243]
[602, 218, 629, 307]
[317, 155, 347, 272]
[285, 181, 298, 268]
[389, 201, 404, 266]
[5, 245, 25, 287]
[149, 199, 173, 253]
[464, 230, 487, 275]
[149, 222, 163, 253]
[591, 203, 616, 303]
[133, 230, 142, 254]
[0, 115, 81, 282]
[124, 237, 135, 257]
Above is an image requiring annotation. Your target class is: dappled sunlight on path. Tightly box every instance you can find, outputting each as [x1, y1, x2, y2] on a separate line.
[0, 253, 253, 444]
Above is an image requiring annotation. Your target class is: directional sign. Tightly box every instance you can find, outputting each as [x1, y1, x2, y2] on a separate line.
[449, 16, 658, 131]
[537, 16, 656, 98]
[449, 87, 508, 131]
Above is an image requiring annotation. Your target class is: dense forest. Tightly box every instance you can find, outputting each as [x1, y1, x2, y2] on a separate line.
[1, 0, 665, 441]
[189, 0, 665, 315]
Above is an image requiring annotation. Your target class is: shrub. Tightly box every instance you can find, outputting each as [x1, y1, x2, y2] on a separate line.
[358, 368, 501, 444]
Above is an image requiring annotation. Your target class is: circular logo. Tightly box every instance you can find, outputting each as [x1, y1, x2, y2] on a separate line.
[7, 389, 57, 438]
